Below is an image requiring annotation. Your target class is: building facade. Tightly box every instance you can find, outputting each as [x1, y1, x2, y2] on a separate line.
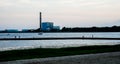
[53, 26, 60, 30]
[41, 22, 53, 31]
[5, 29, 18, 32]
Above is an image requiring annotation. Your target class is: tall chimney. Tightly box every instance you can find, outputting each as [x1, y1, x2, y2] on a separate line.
[40, 12, 42, 31]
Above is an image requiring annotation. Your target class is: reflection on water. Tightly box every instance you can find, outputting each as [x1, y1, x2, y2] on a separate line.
[0, 32, 120, 51]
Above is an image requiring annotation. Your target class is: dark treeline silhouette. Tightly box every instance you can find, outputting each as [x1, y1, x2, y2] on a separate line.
[61, 26, 120, 32]
[1, 25, 120, 33]
[33, 25, 120, 32]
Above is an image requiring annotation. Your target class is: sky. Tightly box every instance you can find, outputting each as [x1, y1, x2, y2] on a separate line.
[0, 0, 120, 30]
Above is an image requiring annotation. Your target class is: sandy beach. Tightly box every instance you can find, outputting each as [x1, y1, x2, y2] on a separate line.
[1, 51, 120, 64]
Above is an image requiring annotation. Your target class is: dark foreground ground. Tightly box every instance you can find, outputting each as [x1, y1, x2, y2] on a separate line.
[1, 52, 120, 64]
[0, 45, 120, 62]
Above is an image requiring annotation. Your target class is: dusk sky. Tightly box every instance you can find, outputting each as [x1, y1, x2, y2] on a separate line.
[0, 0, 120, 30]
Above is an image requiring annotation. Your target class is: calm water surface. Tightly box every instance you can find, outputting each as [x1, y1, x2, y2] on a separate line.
[0, 32, 120, 51]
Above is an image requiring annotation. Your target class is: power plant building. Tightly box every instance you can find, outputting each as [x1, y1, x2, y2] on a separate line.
[53, 26, 60, 30]
[39, 12, 60, 31]
[41, 22, 54, 31]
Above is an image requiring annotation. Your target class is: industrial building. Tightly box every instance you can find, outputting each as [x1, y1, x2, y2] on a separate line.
[5, 29, 18, 32]
[53, 26, 60, 30]
[41, 22, 54, 31]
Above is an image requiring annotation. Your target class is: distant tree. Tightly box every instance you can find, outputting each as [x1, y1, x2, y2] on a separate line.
[61, 27, 72, 32]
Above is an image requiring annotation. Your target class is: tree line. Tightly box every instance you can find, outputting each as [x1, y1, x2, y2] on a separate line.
[60, 26, 120, 32]
[1, 25, 120, 33]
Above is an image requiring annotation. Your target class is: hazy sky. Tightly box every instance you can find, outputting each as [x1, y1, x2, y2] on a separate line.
[0, 0, 120, 30]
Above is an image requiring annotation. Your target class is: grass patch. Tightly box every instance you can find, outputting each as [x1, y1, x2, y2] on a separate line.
[0, 45, 120, 62]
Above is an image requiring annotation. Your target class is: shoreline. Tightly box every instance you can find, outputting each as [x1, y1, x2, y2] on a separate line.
[0, 32, 120, 33]
[1, 37, 120, 40]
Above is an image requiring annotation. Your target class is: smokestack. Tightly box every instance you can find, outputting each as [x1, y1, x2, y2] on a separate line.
[40, 12, 42, 31]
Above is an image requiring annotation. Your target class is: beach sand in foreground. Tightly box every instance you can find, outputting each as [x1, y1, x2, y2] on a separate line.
[1, 52, 120, 64]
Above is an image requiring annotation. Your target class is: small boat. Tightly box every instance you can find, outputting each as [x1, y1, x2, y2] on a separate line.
[38, 32, 43, 35]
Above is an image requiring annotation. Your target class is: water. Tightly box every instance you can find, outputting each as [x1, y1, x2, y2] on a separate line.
[0, 32, 120, 51]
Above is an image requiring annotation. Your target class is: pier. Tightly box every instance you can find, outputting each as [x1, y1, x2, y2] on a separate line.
[0, 37, 120, 40]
